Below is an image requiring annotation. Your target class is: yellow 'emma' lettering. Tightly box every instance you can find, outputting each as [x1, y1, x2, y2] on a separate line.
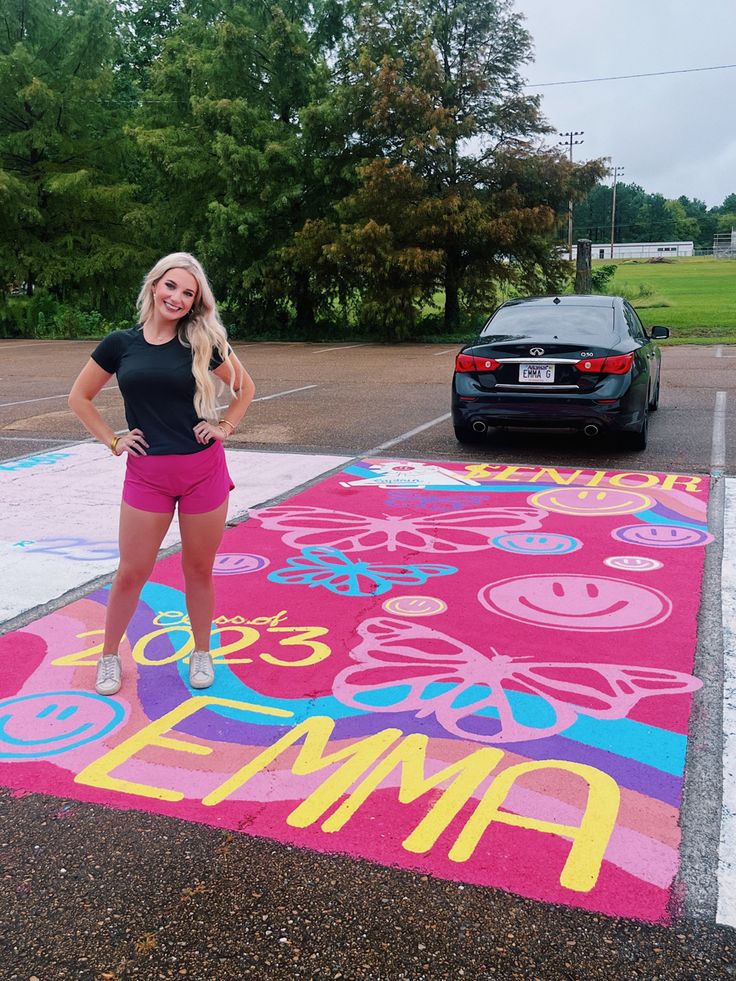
[448, 759, 620, 893]
[202, 716, 401, 815]
[320, 733, 504, 846]
[74, 696, 291, 801]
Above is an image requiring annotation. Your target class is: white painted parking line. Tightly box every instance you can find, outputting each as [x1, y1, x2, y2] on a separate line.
[364, 412, 452, 454]
[718, 478, 736, 928]
[0, 386, 118, 409]
[432, 348, 458, 356]
[253, 384, 318, 402]
[0, 435, 79, 443]
[4, 380, 315, 413]
[0, 341, 63, 350]
[716, 346, 723, 358]
[215, 384, 318, 413]
[712, 391, 727, 471]
[311, 344, 367, 354]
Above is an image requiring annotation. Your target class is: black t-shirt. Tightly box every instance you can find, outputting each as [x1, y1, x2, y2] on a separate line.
[91, 326, 226, 455]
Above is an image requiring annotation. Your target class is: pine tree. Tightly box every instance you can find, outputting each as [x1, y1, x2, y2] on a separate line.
[0, 0, 142, 316]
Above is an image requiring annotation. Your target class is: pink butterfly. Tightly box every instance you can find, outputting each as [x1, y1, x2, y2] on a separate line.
[250, 505, 546, 553]
[332, 617, 702, 744]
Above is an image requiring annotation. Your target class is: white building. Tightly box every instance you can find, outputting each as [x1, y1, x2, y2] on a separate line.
[570, 241, 695, 260]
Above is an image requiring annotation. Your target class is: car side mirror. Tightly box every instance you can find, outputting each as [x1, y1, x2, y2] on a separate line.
[650, 326, 670, 339]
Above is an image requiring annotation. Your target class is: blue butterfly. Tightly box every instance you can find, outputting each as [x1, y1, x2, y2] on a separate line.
[268, 546, 457, 597]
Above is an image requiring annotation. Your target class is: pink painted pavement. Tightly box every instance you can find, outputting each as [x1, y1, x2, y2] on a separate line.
[0, 459, 711, 922]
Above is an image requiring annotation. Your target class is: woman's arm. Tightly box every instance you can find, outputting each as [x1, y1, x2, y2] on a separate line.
[68, 359, 148, 456]
[193, 354, 255, 445]
[216, 354, 255, 431]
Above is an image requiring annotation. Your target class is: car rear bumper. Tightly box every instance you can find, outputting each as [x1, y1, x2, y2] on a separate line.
[451, 392, 643, 434]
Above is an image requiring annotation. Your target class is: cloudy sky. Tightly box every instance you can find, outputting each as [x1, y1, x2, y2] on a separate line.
[516, 0, 736, 207]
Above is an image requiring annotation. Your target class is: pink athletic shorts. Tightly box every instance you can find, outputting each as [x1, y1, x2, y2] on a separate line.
[122, 441, 234, 514]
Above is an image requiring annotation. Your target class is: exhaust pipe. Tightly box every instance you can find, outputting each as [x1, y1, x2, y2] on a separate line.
[472, 420, 487, 433]
[583, 424, 600, 437]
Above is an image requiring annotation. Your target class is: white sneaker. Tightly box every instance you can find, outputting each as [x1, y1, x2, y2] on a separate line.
[95, 654, 122, 696]
[189, 650, 215, 689]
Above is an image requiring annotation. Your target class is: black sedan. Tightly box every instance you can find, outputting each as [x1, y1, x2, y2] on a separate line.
[451, 294, 670, 450]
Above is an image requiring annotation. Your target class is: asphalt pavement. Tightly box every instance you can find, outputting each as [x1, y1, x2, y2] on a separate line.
[0, 340, 734, 980]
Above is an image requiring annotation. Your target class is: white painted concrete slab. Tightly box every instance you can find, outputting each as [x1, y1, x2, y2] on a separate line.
[718, 477, 736, 927]
[0, 442, 349, 622]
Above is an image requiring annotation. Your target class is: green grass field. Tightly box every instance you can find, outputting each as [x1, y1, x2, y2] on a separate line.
[420, 256, 735, 344]
[603, 256, 735, 343]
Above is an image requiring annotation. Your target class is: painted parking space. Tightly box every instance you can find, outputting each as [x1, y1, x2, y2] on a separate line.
[0, 457, 713, 922]
[0, 442, 349, 621]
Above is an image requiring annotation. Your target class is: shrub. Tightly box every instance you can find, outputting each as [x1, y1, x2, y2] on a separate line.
[0, 293, 122, 338]
[591, 264, 618, 292]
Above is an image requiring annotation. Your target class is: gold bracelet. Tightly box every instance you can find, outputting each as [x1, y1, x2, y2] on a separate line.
[110, 435, 120, 456]
[219, 419, 235, 434]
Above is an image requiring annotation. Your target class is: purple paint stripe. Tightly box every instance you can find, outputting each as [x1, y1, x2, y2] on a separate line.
[651, 503, 706, 526]
[326, 712, 683, 807]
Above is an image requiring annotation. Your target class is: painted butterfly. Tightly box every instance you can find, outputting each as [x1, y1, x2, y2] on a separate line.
[333, 617, 702, 743]
[251, 504, 547, 553]
[267, 547, 457, 597]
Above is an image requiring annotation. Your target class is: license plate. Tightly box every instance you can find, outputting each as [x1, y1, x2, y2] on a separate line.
[519, 363, 555, 383]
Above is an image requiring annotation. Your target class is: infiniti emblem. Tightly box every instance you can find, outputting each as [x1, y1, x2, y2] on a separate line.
[529, 347, 545, 356]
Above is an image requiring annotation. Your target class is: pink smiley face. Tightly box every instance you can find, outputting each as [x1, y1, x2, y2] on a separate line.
[604, 555, 663, 572]
[478, 574, 672, 632]
[612, 525, 714, 548]
[528, 488, 654, 516]
[212, 553, 270, 576]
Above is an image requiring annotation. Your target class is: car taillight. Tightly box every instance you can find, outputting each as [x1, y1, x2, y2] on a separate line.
[575, 353, 634, 375]
[455, 353, 501, 372]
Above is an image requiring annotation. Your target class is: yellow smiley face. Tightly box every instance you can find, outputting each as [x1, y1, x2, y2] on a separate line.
[382, 596, 447, 617]
[528, 488, 654, 516]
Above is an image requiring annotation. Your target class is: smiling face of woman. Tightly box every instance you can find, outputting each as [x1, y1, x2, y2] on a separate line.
[153, 267, 199, 323]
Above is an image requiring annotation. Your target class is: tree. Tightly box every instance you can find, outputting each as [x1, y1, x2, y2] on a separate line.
[132, 0, 343, 334]
[664, 199, 699, 242]
[716, 212, 736, 233]
[0, 0, 142, 315]
[304, 0, 605, 335]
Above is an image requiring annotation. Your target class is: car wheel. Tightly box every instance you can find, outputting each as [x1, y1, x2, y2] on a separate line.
[649, 377, 660, 411]
[454, 423, 483, 445]
[624, 407, 649, 450]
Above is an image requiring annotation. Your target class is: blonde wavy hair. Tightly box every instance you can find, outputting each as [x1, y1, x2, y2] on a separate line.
[137, 252, 235, 421]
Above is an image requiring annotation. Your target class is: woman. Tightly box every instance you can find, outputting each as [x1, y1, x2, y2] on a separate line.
[68, 253, 255, 696]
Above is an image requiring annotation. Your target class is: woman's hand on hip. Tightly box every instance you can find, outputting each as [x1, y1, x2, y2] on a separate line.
[115, 429, 148, 456]
[193, 420, 227, 444]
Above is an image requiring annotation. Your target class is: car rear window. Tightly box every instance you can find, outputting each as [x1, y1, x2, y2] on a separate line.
[480, 305, 615, 338]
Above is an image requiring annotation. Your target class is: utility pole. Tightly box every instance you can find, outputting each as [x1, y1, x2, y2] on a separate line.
[559, 130, 584, 260]
[610, 165, 624, 259]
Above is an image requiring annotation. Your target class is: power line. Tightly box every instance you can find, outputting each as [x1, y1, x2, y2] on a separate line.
[527, 63, 736, 88]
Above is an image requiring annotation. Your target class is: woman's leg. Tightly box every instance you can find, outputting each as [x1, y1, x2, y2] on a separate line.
[178, 498, 229, 652]
[103, 502, 174, 654]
